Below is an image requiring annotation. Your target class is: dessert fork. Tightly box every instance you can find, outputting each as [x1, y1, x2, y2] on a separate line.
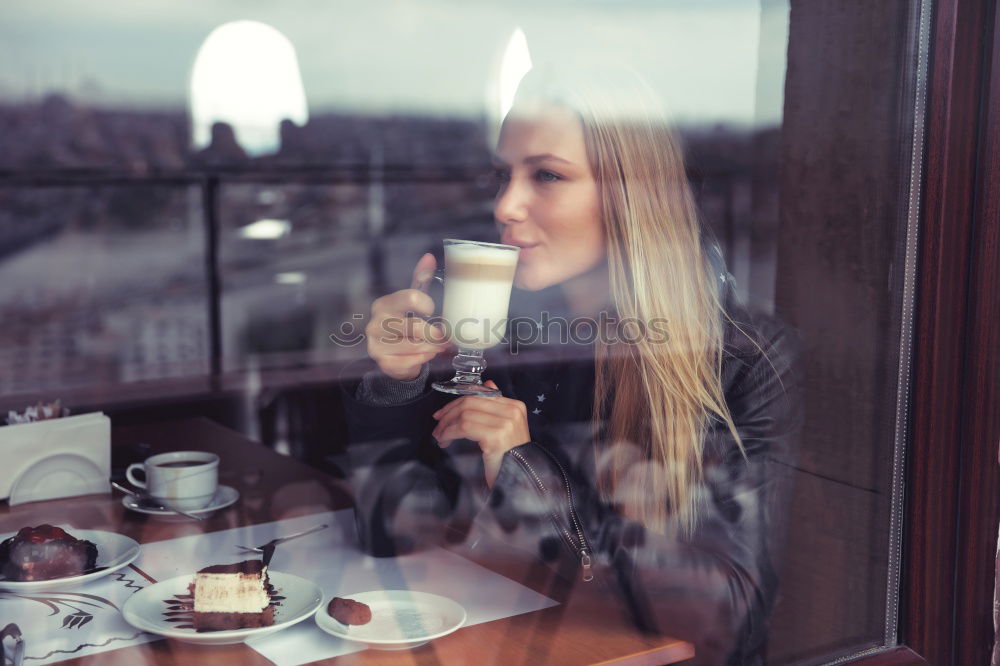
[235, 523, 330, 554]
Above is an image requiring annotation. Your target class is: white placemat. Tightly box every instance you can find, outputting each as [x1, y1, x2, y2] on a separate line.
[0, 566, 155, 664]
[136, 510, 558, 666]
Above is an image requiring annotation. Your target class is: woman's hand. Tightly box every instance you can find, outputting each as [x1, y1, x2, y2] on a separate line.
[432, 381, 531, 487]
[366, 253, 449, 381]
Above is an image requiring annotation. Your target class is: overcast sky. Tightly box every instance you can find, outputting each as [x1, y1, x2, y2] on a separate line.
[0, 0, 788, 127]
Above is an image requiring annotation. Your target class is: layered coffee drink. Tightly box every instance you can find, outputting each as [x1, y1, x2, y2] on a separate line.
[440, 240, 519, 350]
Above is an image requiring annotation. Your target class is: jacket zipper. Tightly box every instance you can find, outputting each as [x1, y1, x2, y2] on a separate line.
[509, 448, 594, 582]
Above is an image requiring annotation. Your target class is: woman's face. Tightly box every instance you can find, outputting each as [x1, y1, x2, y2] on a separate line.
[493, 103, 605, 291]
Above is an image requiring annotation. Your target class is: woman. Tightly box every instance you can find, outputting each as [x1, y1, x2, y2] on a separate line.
[342, 66, 799, 665]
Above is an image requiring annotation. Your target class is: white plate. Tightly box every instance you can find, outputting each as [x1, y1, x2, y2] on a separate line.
[315, 590, 466, 650]
[0, 529, 140, 592]
[121, 570, 322, 645]
[122, 485, 239, 521]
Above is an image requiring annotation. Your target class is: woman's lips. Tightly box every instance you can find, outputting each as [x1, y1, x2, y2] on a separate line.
[515, 244, 539, 260]
[507, 241, 540, 255]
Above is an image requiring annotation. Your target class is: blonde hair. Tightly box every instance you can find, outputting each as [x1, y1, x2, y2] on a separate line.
[513, 67, 743, 535]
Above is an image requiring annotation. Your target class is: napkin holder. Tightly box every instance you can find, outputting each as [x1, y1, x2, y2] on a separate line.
[0, 412, 111, 506]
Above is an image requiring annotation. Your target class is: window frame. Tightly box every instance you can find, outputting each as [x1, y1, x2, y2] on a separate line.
[854, 0, 1000, 663]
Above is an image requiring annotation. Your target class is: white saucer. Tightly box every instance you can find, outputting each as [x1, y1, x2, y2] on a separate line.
[122, 485, 239, 521]
[0, 529, 140, 592]
[121, 570, 322, 645]
[315, 590, 466, 650]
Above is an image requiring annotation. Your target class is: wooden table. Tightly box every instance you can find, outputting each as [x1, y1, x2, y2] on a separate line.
[0, 417, 693, 666]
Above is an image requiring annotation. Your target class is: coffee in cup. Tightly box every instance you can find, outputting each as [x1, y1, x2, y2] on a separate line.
[440, 239, 519, 349]
[125, 451, 219, 511]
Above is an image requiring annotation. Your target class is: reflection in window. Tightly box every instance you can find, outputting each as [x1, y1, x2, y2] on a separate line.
[190, 20, 309, 157]
[0, 185, 209, 395]
[497, 28, 533, 120]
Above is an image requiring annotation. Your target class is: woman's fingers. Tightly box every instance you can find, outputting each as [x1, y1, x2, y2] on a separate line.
[432, 394, 531, 458]
[433, 393, 526, 423]
[372, 288, 436, 319]
[366, 264, 443, 381]
[367, 315, 446, 351]
[401, 316, 448, 344]
[367, 309, 444, 380]
[410, 252, 437, 291]
[367, 331, 438, 364]
[433, 410, 507, 448]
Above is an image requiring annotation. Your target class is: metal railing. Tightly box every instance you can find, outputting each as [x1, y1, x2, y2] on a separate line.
[0, 161, 746, 399]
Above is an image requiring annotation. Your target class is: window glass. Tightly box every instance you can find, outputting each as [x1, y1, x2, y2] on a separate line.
[0, 185, 208, 396]
[0, 2, 929, 664]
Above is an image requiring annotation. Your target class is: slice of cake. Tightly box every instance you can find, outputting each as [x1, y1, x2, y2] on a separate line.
[0, 525, 98, 581]
[191, 560, 274, 631]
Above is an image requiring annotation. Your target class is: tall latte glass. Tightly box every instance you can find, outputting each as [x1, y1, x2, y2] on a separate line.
[432, 238, 520, 397]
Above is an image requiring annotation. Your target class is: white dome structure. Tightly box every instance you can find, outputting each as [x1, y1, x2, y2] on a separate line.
[190, 20, 309, 157]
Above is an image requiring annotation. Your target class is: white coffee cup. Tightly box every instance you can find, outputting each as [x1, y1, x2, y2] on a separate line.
[125, 451, 219, 511]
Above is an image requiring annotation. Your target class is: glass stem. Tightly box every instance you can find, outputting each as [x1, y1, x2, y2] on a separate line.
[451, 348, 486, 385]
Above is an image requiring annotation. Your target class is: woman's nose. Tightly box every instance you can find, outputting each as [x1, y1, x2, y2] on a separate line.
[494, 177, 527, 225]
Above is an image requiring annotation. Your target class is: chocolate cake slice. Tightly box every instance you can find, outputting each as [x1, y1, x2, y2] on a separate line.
[0, 525, 98, 581]
[191, 560, 274, 631]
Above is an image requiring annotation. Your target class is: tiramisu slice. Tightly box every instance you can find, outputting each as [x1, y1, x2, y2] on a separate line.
[191, 560, 274, 631]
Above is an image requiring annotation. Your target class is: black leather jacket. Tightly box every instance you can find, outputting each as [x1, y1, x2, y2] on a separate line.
[341, 248, 801, 665]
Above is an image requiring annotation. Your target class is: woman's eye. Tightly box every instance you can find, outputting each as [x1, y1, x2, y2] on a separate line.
[493, 168, 511, 184]
[535, 169, 561, 183]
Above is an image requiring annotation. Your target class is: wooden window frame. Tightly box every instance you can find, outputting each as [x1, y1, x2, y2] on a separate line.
[850, 0, 1000, 663]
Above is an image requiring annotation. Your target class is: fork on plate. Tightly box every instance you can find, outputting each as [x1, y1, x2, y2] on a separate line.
[235, 523, 330, 564]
